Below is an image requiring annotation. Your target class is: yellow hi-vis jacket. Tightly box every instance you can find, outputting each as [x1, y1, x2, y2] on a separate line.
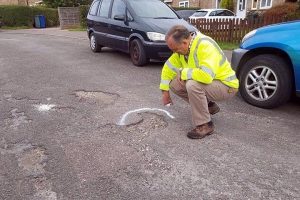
[160, 32, 239, 91]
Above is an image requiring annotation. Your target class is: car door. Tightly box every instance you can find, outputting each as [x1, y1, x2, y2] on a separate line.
[94, 0, 112, 46]
[87, 0, 101, 33]
[108, 0, 133, 52]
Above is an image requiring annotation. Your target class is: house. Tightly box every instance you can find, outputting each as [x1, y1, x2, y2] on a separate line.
[0, 0, 39, 6]
[164, 0, 286, 18]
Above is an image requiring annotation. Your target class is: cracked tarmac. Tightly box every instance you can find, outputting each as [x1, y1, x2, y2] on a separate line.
[0, 28, 299, 200]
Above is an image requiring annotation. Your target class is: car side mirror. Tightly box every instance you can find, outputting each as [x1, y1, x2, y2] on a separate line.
[114, 15, 126, 21]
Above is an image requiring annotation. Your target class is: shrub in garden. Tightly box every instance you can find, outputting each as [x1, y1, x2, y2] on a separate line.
[0, 5, 59, 27]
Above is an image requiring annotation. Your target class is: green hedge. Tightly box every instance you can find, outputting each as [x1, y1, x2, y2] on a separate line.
[0, 6, 59, 27]
[79, 5, 90, 28]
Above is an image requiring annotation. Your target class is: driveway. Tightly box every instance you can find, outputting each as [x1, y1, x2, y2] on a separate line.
[0, 28, 299, 200]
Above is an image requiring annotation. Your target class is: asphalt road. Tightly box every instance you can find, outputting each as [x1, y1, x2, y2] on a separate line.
[0, 28, 299, 200]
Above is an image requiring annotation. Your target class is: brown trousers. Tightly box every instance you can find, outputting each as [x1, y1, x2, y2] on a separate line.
[170, 77, 238, 126]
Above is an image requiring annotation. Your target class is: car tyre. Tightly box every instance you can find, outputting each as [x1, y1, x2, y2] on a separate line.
[130, 39, 148, 66]
[239, 54, 292, 108]
[90, 33, 102, 53]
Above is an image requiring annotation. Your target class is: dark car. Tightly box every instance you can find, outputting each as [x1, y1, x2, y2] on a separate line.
[176, 9, 197, 21]
[87, 0, 197, 66]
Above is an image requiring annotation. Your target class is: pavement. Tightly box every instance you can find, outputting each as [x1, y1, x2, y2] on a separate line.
[0, 28, 299, 200]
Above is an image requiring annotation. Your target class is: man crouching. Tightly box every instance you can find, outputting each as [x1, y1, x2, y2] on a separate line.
[160, 25, 239, 139]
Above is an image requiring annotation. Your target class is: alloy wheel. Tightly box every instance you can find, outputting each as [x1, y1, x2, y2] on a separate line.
[90, 35, 96, 50]
[245, 66, 278, 101]
[132, 43, 140, 61]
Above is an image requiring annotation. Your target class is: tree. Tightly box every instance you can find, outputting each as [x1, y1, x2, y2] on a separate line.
[220, 0, 234, 11]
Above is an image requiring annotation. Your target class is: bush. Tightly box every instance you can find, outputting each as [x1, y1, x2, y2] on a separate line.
[220, 0, 234, 11]
[79, 5, 90, 27]
[0, 5, 59, 27]
[43, 0, 92, 8]
[263, 3, 298, 19]
[286, 1, 300, 20]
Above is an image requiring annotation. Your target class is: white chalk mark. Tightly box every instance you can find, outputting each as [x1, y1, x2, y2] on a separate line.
[118, 108, 175, 126]
[34, 104, 56, 112]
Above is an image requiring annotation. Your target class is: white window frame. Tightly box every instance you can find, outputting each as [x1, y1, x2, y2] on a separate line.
[251, 0, 258, 9]
[216, 0, 221, 8]
[179, 1, 189, 8]
[260, 0, 272, 9]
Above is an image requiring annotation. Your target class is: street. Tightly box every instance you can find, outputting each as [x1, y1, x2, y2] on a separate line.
[0, 28, 299, 200]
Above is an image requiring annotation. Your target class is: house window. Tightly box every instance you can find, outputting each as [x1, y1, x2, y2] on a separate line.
[260, 0, 272, 9]
[164, 0, 172, 5]
[179, 1, 189, 8]
[238, 0, 246, 11]
[252, 0, 258, 9]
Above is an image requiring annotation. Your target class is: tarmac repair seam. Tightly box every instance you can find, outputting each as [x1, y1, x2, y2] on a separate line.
[118, 108, 175, 126]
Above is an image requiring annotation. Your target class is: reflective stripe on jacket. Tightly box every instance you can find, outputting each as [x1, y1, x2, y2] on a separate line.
[160, 33, 239, 91]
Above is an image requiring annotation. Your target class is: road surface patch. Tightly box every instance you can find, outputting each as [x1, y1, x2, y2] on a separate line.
[0, 141, 57, 200]
[73, 90, 119, 106]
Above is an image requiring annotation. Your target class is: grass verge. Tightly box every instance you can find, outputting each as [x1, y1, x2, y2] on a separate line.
[68, 27, 86, 31]
[0, 26, 31, 30]
[219, 42, 239, 50]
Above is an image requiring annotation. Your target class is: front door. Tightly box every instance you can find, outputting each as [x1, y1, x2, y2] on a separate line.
[236, 0, 247, 18]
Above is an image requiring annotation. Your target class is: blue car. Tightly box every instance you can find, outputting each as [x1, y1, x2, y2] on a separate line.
[231, 20, 300, 108]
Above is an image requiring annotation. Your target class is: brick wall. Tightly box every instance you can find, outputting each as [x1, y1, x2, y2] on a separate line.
[58, 7, 80, 29]
[167, 0, 285, 10]
[0, 0, 18, 5]
[246, 0, 285, 10]
[0, 0, 36, 5]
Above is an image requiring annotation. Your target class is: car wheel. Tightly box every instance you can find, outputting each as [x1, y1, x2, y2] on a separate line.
[130, 39, 148, 66]
[239, 54, 292, 108]
[90, 33, 102, 52]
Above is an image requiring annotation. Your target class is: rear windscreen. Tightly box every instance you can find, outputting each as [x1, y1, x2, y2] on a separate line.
[191, 11, 207, 17]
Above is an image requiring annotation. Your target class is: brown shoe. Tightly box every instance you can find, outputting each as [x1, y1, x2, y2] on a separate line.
[187, 121, 214, 139]
[208, 101, 220, 115]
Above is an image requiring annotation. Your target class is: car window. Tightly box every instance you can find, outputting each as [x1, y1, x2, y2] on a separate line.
[111, 0, 125, 18]
[127, 10, 133, 21]
[89, 0, 100, 16]
[224, 10, 234, 16]
[215, 10, 226, 16]
[209, 11, 217, 16]
[98, 0, 111, 18]
[191, 11, 207, 17]
[128, 0, 178, 19]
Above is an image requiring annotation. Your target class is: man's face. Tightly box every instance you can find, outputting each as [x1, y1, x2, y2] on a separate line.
[166, 37, 189, 55]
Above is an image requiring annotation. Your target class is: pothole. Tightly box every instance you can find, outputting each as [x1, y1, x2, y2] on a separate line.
[18, 147, 47, 177]
[0, 141, 57, 199]
[73, 90, 119, 105]
[4, 108, 32, 129]
[126, 113, 168, 135]
[117, 108, 175, 126]
[3, 94, 38, 103]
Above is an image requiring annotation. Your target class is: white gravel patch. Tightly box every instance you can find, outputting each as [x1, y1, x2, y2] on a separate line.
[34, 104, 56, 112]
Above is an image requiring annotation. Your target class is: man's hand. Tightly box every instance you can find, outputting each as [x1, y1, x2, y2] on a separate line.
[162, 90, 173, 106]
